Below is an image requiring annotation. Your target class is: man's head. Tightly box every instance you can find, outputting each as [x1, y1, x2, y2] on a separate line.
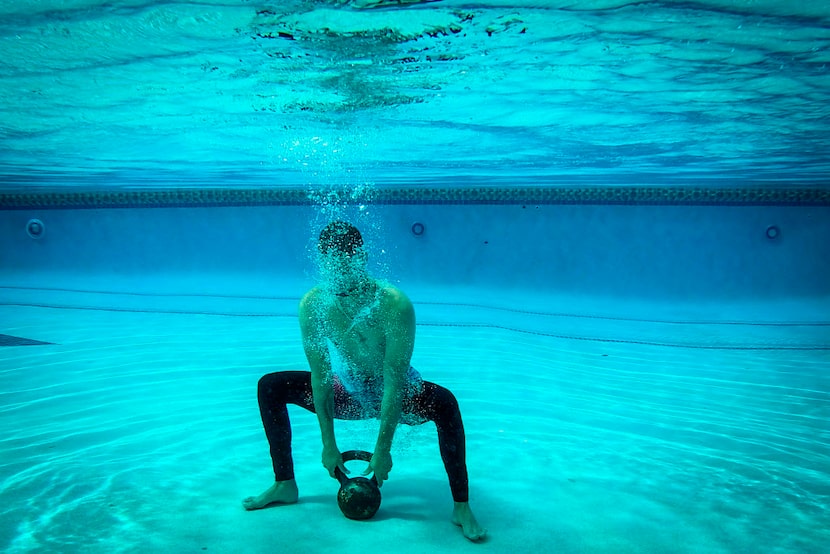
[317, 221, 369, 291]
[318, 221, 364, 257]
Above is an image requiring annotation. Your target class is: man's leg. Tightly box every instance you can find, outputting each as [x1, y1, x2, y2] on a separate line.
[242, 371, 314, 509]
[243, 371, 363, 510]
[405, 381, 469, 501]
[404, 381, 486, 541]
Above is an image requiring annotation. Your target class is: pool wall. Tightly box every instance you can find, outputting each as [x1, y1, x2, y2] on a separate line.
[2, 187, 828, 300]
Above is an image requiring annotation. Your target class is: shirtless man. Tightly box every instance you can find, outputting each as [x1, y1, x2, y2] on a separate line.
[243, 221, 486, 541]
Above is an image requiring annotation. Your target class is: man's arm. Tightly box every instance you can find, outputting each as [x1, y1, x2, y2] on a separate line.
[367, 288, 415, 485]
[299, 290, 346, 478]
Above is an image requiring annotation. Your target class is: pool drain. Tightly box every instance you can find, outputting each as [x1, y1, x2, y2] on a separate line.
[26, 218, 45, 239]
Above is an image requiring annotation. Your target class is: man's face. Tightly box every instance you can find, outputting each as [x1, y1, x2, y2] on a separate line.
[319, 247, 368, 289]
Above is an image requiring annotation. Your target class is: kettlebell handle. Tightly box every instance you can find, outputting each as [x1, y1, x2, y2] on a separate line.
[334, 450, 377, 486]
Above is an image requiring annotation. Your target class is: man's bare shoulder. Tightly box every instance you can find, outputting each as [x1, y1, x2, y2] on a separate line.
[299, 286, 326, 315]
[378, 284, 414, 315]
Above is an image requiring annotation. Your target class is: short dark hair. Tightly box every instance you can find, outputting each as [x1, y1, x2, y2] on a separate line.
[318, 221, 364, 256]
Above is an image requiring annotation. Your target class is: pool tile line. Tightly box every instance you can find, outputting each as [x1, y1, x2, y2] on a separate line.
[2, 302, 825, 352]
[0, 284, 299, 302]
[415, 301, 830, 327]
[2, 185, 830, 208]
[3, 286, 827, 327]
[0, 302, 297, 318]
[421, 322, 830, 352]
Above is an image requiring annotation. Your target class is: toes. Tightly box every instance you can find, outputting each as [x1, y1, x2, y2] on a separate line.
[466, 529, 487, 542]
[242, 497, 260, 510]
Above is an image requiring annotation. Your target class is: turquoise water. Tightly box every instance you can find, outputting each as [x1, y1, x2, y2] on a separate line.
[1, 1, 829, 552]
[1, 282, 828, 553]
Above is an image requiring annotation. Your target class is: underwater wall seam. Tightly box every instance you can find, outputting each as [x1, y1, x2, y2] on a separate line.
[1, 186, 829, 209]
[2, 285, 828, 351]
[1, 302, 825, 352]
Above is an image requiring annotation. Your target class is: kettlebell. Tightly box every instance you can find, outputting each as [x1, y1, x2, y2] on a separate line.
[333, 450, 381, 520]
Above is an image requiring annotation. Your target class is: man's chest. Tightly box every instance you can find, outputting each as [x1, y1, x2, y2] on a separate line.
[326, 307, 386, 360]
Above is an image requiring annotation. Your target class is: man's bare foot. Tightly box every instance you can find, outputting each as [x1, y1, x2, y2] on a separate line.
[242, 480, 299, 510]
[452, 501, 487, 541]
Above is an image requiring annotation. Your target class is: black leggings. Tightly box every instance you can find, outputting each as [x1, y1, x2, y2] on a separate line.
[256, 370, 469, 503]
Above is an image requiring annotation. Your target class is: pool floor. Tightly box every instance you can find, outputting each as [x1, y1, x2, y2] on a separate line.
[1, 285, 828, 553]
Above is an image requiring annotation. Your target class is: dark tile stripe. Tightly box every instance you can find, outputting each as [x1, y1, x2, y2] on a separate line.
[1, 186, 829, 209]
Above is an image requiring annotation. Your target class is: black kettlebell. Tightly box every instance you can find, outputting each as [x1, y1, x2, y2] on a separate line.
[333, 450, 381, 520]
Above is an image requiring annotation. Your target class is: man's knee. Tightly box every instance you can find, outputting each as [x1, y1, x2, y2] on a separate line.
[441, 388, 460, 412]
[257, 372, 280, 393]
[430, 383, 461, 418]
[257, 371, 295, 402]
[258, 371, 312, 407]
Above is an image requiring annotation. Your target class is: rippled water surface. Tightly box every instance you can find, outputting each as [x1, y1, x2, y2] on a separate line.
[1, 0, 829, 186]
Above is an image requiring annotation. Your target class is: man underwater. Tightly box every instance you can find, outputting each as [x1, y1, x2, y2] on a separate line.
[243, 221, 486, 541]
